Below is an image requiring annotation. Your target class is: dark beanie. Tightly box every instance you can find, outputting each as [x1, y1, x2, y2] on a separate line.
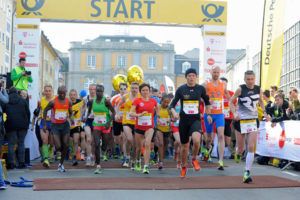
[185, 68, 197, 77]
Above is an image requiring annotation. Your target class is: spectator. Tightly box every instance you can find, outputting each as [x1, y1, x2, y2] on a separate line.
[4, 87, 30, 169]
[20, 90, 28, 100]
[0, 80, 9, 157]
[268, 93, 290, 127]
[270, 85, 278, 99]
[288, 87, 300, 120]
[11, 58, 33, 104]
[263, 90, 273, 114]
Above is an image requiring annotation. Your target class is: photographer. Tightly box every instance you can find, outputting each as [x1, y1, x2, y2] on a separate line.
[0, 80, 9, 157]
[11, 58, 33, 103]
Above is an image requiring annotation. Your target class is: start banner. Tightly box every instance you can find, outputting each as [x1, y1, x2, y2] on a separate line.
[257, 121, 300, 162]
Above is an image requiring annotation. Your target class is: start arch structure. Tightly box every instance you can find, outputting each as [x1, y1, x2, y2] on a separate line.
[15, 0, 227, 111]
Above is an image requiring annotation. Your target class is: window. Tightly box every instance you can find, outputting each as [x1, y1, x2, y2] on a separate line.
[182, 62, 191, 73]
[86, 55, 96, 68]
[120, 39, 125, 43]
[2, 33, 4, 42]
[5, 54, 9, 63]
[6, 36, 9, 51]
[147, 56, 157, 69]
[6, 22, 10, 33]
[84, 78, 96, 90]
[117, 55, 127, 68]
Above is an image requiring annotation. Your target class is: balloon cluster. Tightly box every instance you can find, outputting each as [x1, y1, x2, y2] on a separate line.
[112, 65, 144, 92]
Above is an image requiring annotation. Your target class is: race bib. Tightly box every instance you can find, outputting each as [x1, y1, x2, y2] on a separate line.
[224, 107, 230, 118]
[211, 98, 222, 110]
[55, 109, 68, 120]
[240, 119, 257, 134]
[72, 119, 81, 127]
[94, 112, 107, 124]
[126, 112, 136, 121]
[46, 110, 52, 120]
[159, 118, 170, 126]
[88, 110, 94, 118]
[138, 113, 152, 126]
[183, 100, 199, 114]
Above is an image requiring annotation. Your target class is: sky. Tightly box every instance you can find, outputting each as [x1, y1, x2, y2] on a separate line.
[40, 0, 300, 59]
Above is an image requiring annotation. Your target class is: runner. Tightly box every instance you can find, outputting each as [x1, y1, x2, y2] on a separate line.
[39, 85, 55, 168]
[116, 82, 140, 168]
[220, 77, 237, 159]
[170, 103, 181, 169]
[170, 68, 211, 178]
[83, 84, 96, 166]
[43, 86, 74, 172]
[156, 94, 171, 169]
[111, 83, 128, 159]
[86, 84, 115, 174]
[69, 89, 86, 166]
[229, 70, 267, 183]
[129, 83, 159, 174]
[202, 66, 231, 170]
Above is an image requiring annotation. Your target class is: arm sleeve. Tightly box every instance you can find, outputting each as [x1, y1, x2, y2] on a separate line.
[132, 99, 139, 107]
[169, 88, 180, 109]
[10, 68, 23, 81]
[201, 87, 210, 106]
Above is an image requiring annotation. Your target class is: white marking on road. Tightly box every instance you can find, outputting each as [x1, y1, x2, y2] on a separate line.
[283, 171, 299, 177]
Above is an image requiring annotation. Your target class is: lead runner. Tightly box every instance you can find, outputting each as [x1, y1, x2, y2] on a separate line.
[229, 70, 267, 183]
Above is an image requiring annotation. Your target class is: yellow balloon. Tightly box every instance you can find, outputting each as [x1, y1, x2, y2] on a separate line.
[127, 65, 144, 85]
[112, 74, 127, 93]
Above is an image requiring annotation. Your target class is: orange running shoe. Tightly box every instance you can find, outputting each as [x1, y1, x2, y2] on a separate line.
[80, 153, 85, 161]
[180, 167, 187, 178]
[192, 159, 201, 171]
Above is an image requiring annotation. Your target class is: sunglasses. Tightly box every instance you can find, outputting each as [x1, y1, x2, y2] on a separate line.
[120, 88, 127, 91]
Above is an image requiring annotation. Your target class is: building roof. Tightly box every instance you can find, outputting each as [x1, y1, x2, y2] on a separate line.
[226, 49, 246, 64]
[90, 35, 153, 43]
[41, 31, 64, 65]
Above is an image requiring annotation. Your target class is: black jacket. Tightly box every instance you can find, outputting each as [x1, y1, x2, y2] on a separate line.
[4, 92, 30, 132]
[268, 100, 290, 123]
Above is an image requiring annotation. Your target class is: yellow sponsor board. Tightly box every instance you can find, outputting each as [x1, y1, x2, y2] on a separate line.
[17, 24, 39, 29]
[17, 0, 227, 26]
[205, 31, 226, 36]
[260, 0, 285, 90]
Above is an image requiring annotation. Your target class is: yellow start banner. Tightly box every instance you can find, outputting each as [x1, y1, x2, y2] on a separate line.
[260, 0, 285, 90]
[16, 0, 227, 26]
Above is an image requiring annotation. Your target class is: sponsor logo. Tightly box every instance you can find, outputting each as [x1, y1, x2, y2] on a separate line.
[207, 58, 215, 66]
[201, 4, 224, 23]
[21, 0, 45, 16]
[278, 130, 285, 149]
[139, 103, 144, 107]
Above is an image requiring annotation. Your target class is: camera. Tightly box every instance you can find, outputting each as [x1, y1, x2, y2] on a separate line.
[25, 71, 31, 76]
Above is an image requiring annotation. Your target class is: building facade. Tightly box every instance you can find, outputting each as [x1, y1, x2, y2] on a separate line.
[0, 0, 14, 75]
[67, 35, 175, 96]
[252, 51, 261, 86]
[279, 20, 300, 94]
[40, 32, 64, 93]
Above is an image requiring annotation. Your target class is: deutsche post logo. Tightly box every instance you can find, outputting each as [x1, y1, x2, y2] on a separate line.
[202, 4, 224, 23]
[21, 0, 45, 16]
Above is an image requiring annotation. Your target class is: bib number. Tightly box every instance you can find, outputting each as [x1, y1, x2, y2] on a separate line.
[224, 107, 230, 118]
[211, 98, 222, 110]
[138, 113, 152, 126]
[94, 113, 107, 124]
[183, 101, 199, 114]
[240, 119, 257, 134]
[55, 110, 67, 120]
[72, 119, 81, 127]
[46, 110, 52, 120]
[159, 118, 169, 126]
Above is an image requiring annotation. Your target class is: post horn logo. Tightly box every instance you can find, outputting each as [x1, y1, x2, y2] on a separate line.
[21, 0, 45, 16]
[202, 4, 224, 23]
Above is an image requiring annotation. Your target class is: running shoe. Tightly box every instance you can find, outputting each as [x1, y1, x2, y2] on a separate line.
[0, 182, 7, 190]
[103, 155, 108, 161]
[86, 156, 91, 166]
[177, 161, 181, 170]
[136, 160, 142, 172]
[204, 148, 212, 161]
[72, 157, 78, 166]
[123, 158, 130, 167]
[143, 165, 150, 174]
[243, 170, 252, 183]
[208, 157, 213, 163]
[192, 159, 201, 171]
[235, 153, 242, 163]
[80, 152, 86, 161]
[218, 161, 224, 170]
[180, 167, 187, 178]
[42, 159, 50, 168]
[94, 165, 102, 174]
[131, 162, 136, 170]
[158, 162, 163, 170]
[121, 156, 125, 164]
[58, 163, 65, 172]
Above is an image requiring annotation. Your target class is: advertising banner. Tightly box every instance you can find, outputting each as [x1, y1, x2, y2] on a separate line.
[260, 0, 285, 89]
[17, 0, 227, 26]
[200, 25, 227, 82]
[257, 121, 300, 162]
